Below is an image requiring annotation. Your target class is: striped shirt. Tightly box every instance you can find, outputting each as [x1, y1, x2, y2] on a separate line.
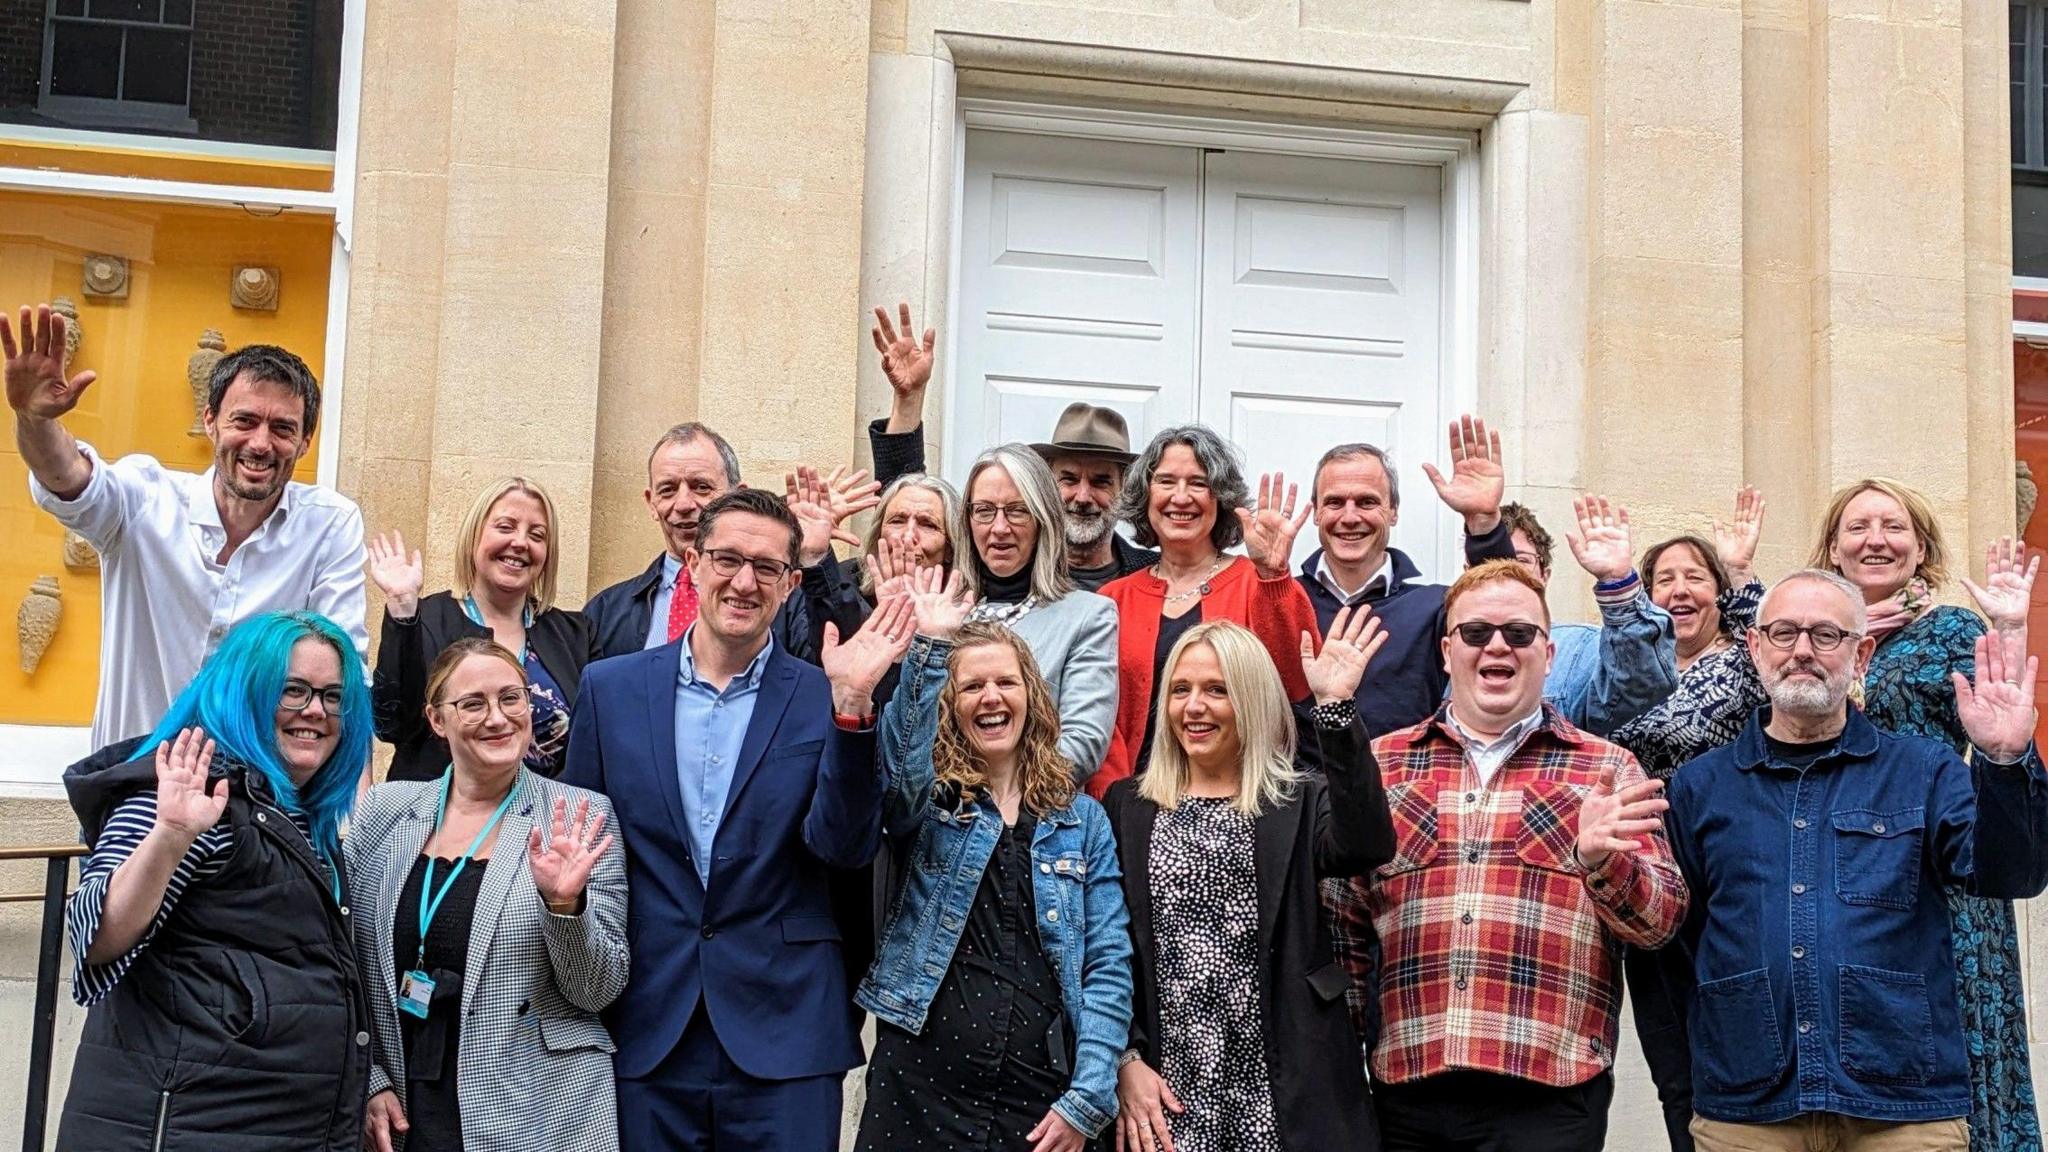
[1328, 704, 1688, 1088]
[66, 791, 320, 1006]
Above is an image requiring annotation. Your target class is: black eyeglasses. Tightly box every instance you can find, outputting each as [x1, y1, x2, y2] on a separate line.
[280, 679, 344, 713]
[1756, 622, 1860, 652]
[968, 502, 1034, 526]
[702, 548, 793, 582]
[1452, 622, 1548, 649]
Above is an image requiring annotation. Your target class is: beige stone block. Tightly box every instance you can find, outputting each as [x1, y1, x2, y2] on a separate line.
[348, 454, 433, 561]
[445, 0, 619, 176]
[1960, 0, 2013, 292]
[1554, 0, 1594, 114]
[587, 463, 665, 600]
[1740, 274, 1817, 532]
[596, 188, 708, 478]
[872, 0, 909, 54]
[1740, 25, 1809, 280]
[1817, 322, 1968, 488]
[1597, 0, 1742, 139]
[1826, 0, 1960, 28]
[355, 0, 456, 177]
[1589, 256, 1745, 499]
[608, 0, 715, 197]
[706, 2, 870, 196]
[1298, 0, 1529, 49]
[1596, 126, 1743, 267]
[344, 171, 450, 466]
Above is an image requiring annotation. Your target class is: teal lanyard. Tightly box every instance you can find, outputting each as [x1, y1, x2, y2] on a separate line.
[416, 770, 520, 968]
[461, 595, 534, 662]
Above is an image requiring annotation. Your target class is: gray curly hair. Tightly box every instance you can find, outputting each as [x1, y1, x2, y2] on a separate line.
[1113, 424, 1249, 553]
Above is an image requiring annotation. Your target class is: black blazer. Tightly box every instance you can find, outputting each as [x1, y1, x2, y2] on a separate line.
[372, 590, 590, 781]
[1103, 715, 1395, 1152]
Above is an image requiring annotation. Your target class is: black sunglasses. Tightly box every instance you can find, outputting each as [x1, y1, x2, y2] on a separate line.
[1452, 621, 1548, 649]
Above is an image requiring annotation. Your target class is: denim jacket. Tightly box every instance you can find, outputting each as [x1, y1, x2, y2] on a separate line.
[1545, 574, 1678, 737]
[856, 635, 1135, 1138]
[1668, 706, 2048, 1124]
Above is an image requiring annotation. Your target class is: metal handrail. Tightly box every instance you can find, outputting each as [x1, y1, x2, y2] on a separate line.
[2, 845, 80, 1152]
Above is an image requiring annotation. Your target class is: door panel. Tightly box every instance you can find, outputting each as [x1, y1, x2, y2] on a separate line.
[1198, 150, 1449, 573]
[951, 131, 1201, 478]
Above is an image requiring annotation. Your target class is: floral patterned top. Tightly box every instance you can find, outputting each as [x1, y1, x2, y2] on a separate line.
[1863, 604, 2039, 1152]
[1612, 579, 1768, 779]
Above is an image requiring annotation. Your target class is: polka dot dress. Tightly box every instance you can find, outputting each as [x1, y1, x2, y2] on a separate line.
[856, 814, 1074, 1151]
[1150, 797, 1282, 1152]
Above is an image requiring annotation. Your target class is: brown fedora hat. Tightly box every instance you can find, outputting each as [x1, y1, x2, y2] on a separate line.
[1030, 402, 1137, 466]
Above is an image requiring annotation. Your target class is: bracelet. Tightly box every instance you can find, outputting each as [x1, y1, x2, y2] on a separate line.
[833, 711, 875, 732]
[1117, 1049, 1144, 1068]
[545, 897, 582, 916]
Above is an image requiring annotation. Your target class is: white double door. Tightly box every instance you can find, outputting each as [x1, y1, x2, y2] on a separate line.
[950, 128, 1456, 573]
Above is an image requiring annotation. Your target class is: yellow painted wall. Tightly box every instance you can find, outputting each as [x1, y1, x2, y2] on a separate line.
[0, 189, 333, 725]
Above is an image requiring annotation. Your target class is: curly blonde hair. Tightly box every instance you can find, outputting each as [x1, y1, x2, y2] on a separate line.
[931, 622, 1076, 817]
[1808, 477, 1951, 590]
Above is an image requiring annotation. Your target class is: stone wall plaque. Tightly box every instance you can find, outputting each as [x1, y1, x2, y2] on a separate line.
[230, 266, 279, 311]
[82, 254, 129, 299]
[17, 575, 60, 675]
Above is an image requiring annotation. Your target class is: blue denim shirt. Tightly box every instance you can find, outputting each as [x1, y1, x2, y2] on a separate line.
[673, 626, 770, 887]
[1668, 706, 2048, 1124]
[858, 635, 1135, 1139]
[1545, 575, 1677, 737]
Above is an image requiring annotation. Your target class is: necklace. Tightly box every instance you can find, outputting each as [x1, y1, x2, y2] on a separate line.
[1157, 557, 1230, 606]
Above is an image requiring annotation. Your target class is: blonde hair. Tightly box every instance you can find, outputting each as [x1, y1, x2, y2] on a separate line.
[1445, 558, 1552, 626]
[1808, 477, 1951, 590]
[930, 622, 1076, 816]
[453, 477, 561, 613]
[1138, 622, 1299, 817]
[424, 636, 525, 709]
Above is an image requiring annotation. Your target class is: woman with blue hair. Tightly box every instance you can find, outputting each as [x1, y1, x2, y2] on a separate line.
[58, 610, 376, 1150]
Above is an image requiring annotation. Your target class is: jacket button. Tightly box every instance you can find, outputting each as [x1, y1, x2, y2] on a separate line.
[1792, 946, 1806, 960]
[1794, 818, 1807, 829]
[340, 905, 350, 917]
[1041, 863, 1052, 874]
[1872, 822, 1886, 834]
[355, 1031, 369, 1047]
[256, 812, 268, 823]
[1792, 884, 1806, 895]
[1045, 910, 1058, 923]
[701, 927, 715, 940]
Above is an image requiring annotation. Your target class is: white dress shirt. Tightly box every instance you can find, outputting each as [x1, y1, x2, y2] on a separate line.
[1314, 552, 1394, 604]
[31, 443, 369, 747]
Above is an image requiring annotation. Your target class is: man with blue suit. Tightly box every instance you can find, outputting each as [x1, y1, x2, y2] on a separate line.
[563, 487, 914, 1150]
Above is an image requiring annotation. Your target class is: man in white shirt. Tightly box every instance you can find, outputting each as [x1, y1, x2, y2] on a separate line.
[5, 302, 367, 747]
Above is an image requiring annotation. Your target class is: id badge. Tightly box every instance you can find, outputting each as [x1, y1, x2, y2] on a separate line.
[398, 969, 435, 1019]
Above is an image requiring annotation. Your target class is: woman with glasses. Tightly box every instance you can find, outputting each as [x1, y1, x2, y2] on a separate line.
[1106, 615, 1394, 1152]
[1810, 480, 2042, 1152]
[1091, 425, 1320, 798]
[349, 637, 629, 1152]
[59, 612, 374, 1150]
[948, 444, 1119, 779]
[367, 477, 590, 781]
[795, 470, 962, 697]
[1608, 489, 1771, 1152]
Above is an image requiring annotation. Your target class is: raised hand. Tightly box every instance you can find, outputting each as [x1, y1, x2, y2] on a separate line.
[1027, 1108, 1087, 1152]
[1962, 535, 2039, 635]
[908, 564, 974, 641]
[153, 727, 226, 844]
[1575, 766, 1668, 871]
[528, 796, 614, 913]
[1565, 494, 1635, 584]
[873, 301, 937, 400]
[1301, 604, 1389, 706]
[863, 534, 919, 601]
[1420, 414, 1505, 532]
[785, 466, 851, 567]
[364, 1090, 410, 1152]
[1235, 471, 1311, 579]
[2, 304, 97, 421]
[1956, 629, 2040, 763]
[821, 595, 916, 717]
[365, 529, 424, 619]
[1116, 1057, 1184, 1152]
[823, 465, 881, 534]
[1710, 485, 1766, 581]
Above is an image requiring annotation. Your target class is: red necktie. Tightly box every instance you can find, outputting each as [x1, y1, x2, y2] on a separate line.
[665, 566, 699, 642]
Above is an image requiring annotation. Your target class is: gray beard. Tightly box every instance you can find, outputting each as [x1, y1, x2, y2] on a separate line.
[1064, 510, 1114, 549]
[1764, 663, 1851, 718]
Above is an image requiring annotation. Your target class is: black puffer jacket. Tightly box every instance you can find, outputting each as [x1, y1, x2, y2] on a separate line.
[59, 738, 372, 1151]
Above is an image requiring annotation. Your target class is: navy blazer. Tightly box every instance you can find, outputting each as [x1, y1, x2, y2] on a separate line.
[583, 553, 818, 664]
[560, 638, 883, 1081]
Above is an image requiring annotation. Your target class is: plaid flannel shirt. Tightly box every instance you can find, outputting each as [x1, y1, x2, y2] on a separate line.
[1329, 703, 1687, 1088]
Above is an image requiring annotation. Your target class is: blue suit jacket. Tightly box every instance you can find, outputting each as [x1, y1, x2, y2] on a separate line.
[560, 638, 882, 1080]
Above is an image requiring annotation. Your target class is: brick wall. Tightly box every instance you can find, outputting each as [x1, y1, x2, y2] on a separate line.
[0, 4, 44, 114]
[190, 0, 318, 148]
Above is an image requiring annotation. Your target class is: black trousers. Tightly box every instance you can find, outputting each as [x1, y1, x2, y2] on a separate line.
[1623, 941, 1697, 1152]
[1376, 1069, 1614, 1152]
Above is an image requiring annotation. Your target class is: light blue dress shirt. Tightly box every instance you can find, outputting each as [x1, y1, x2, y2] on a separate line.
[644, 554, 686, 651]
[673, 626, 771, 886]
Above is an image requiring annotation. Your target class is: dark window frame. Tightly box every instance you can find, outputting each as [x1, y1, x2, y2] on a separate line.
[36, 0, 198, 135]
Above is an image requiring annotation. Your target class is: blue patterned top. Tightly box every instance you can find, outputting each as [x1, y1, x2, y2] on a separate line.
[1614, 579, 1768, 779]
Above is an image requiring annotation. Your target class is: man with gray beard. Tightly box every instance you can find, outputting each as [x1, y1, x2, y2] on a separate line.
[1666, 569, 2048, 1152]
[1031, 402, 1156, 591]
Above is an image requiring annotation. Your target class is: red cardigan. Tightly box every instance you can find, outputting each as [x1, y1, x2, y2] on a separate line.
[1089, 555, 1320, 798]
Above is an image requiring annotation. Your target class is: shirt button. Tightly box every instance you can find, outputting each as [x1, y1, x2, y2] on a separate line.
[1792, 884, 1806, 895]
[355, 1031, 369, 1047]
[1465, 849, 1479, 863]
[1799, 1021, 1812, 1035]
[1454, 977, 1468, 990]
[1792, 946, 1806, 960]
[701, 927, 716, 940]
[1465, 793, 1476, 804]
[1460, 912, 1473, 925]
[1794, 818, 1808, 829]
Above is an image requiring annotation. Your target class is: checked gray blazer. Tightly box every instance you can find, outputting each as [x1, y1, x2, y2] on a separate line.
[344, 768, 629, 1152]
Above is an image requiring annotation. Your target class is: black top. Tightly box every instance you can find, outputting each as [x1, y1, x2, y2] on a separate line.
[1135, 605, 1203, 777]
[1764, 733, 1839, 770]
[1102, 715, 1394, 1152]
[857, 814, 1067, 1151]
[373, 591, 591, 782]
[976, 555, 1035, 604]
[1071, 534, 1160, 594]
[391, 854, 486, 1152]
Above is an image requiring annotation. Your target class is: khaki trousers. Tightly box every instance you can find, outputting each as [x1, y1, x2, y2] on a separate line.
[1691, 1114, 1967, 1152]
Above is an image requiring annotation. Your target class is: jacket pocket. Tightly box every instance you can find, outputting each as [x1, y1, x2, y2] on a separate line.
[1838, 965, 1935, 1086]
[1691, 969, 1788, 1092]
[1832, 808, 1924, 910]
[538, 1013, 618, 1055]
[783, 915, 842, 943]
[1375, 782, 1441, 879]
[1515, 779, 1588, 873]
[1306, 961, 1352, 1003]
[223, 951, 269, 1045]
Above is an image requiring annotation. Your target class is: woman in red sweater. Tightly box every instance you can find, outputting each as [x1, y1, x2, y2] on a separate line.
[1090, 424, 1321, 798]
